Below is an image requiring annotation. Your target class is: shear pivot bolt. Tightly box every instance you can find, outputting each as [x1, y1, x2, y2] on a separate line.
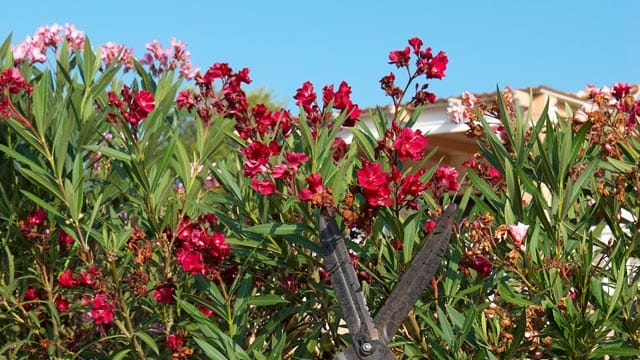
[361, 342, 373, 355]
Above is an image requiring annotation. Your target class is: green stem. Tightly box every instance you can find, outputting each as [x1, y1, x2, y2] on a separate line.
[110, 260, 146, 359]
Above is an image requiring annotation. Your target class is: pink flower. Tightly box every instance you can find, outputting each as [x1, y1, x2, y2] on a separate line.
[393, 128, 428, 161]
[153, 283, 176, 304]
[58, 269, 76, 288]
[100, 42, 135, 71]
[508, 222, 529, 248]
[90, 294, 114, 325]
[63, 23, 85, 51]
[251, 179, 276, 195]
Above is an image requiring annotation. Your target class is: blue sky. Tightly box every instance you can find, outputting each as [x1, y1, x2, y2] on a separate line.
[1, 1, 637, 109]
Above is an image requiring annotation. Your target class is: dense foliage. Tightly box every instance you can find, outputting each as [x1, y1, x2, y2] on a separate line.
[0, 25, 639, 359]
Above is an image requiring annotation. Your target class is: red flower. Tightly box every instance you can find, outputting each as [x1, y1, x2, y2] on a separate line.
[612, 82, 632, 101]
[363, 186, 393, 207]
[58, 230, 74, 252]
[469, 256, 492, 277]
[198, 304, 213, 317]
[251, 178, 276, 195]
[294, 81, 317, 109]
[285, 151, 309, 168]
[427, 51, 448, 79]
[332, 137, 348, 162]
[134, 90, 155, 114]
[153, 283, 176, 304]
[431, 165, 459, 192]
[78, 266, 100, 287]
[300, 173, 323, 201]
[357, 160, 389, 191]
[203, 62, 231, 83]
[393, 128, 428, 161]
[176, 90, 195, 111]
[207, 231, 230, 259]
[177, 249, 204, 275]
[58, 269, 76, 288]
[1, 68, 33, 94]
[55, 297, 71, 312]
[400, 170, 427, 198]
[24, 287, 37, 302]
[388, 46, 411, 67]
[167, 332, 184, 351]
[27, 209, 46, 227]
[424, 219, 437, 233]
[408, 37, 423, 54]
[90, 294, 114, 325]
[488, 166, 502, 183]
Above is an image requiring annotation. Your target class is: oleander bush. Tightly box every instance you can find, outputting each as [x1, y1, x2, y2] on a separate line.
[0, 25, 638, 359]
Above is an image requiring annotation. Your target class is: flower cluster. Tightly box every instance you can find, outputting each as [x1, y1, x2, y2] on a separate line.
[12, 23, 85, 64]
[107, 85, 156, 129]
[573, 82, 639, 158]
[294, 80, 361, 127]
[0, 68, 33, 123]
[176, 62, 255, 127]
[230, 77, 359, 204]
[171, 214, 230, 282]
[100, 42, 135, 72]
[140, 38, 200, 79]
[382, 36, 448, 110]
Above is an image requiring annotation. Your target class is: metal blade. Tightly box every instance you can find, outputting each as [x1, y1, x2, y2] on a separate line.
[319, 211, 392, 359]
[373, 204, 456, 343]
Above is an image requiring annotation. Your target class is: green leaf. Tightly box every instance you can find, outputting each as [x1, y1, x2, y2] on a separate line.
[467, 169, 501, 204]
[134, 331, 159, 355]
[246, 295, 289, 306]
[84, 145, 132, 163]
[193, 337, 229, 360]
[20, 190, 62, 219]
[498, 281, 534, 307]
[606, 261, 626, 319]
[350, 128, 376, 161]
[590, 346, 640, 358]
[436, 305, 455, 345]
[244, 222, 313, 236]
[111, 349, 131, 360]
[32, 70, 52, 137]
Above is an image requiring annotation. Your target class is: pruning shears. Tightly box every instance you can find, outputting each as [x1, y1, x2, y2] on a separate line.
[319, 204, 456, 359]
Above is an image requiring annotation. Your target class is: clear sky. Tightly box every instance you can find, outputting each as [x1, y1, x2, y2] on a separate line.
[0, 0, 637, 109]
